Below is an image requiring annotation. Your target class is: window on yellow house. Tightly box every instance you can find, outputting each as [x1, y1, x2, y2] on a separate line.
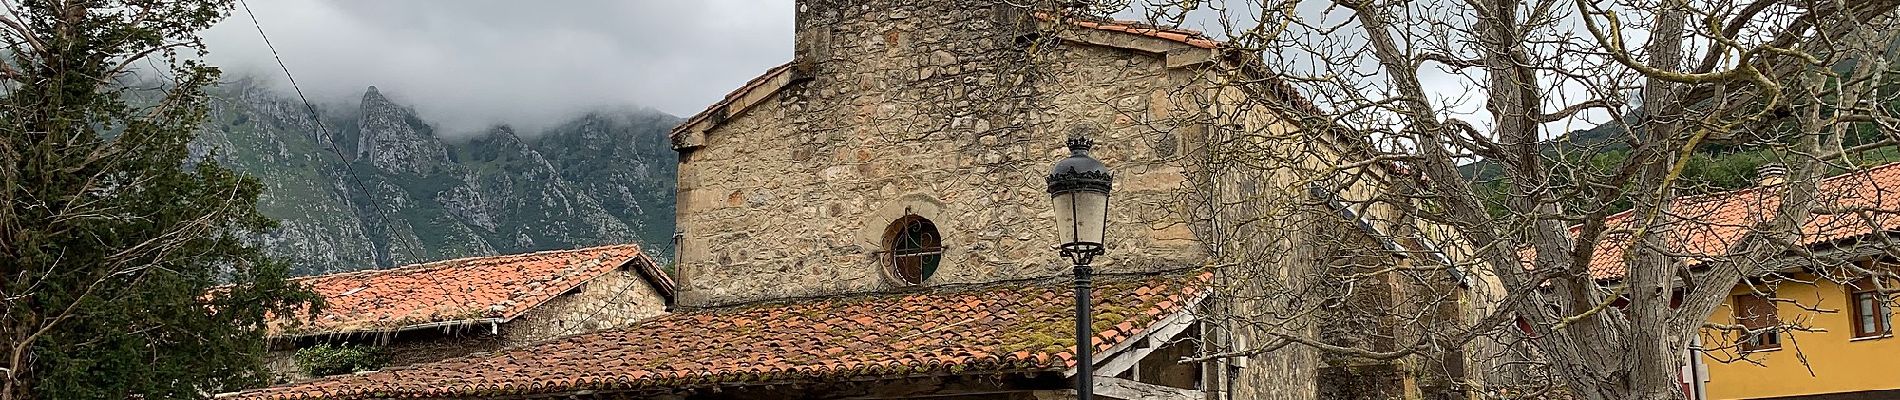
[1734, 293, 1780, 352]
[1848, 278, 1892, 339]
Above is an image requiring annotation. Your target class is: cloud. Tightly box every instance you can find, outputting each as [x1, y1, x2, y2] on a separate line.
[198, 0, 794, 136]
[193, 1, 1616, 142]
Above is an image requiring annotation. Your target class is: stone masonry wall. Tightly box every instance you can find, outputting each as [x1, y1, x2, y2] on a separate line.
[673, 0, 1210, 307]
[502, 268, 670, 344]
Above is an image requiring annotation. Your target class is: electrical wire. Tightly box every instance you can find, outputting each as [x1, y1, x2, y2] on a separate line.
[236, 0, 420, 268]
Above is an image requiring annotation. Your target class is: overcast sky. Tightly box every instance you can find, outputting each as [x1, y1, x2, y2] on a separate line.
[199, 1, 795, 135]
[194, 1, 1609, 140]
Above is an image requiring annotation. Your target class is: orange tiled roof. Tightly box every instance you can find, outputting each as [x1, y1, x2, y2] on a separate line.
[1066, 17, 1221, 49]
[273, 244, 669, 337]
[1581, 163, 1900, 280]
[225, 271, 1211, 400]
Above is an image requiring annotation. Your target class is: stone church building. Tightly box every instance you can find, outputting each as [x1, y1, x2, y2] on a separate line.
[224, 1, 1476, 399]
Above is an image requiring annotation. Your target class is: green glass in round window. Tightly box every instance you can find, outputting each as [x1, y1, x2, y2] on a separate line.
[889, 216, 941, 285]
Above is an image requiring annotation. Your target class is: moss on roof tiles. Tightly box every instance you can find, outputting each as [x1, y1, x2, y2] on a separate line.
[228, 270, 1211, 400]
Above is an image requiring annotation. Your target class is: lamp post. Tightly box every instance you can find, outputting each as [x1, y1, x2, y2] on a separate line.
[1046, 135, 1112, 400]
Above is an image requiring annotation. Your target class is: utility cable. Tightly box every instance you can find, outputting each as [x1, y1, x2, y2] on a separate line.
[236, 0, 420, 268]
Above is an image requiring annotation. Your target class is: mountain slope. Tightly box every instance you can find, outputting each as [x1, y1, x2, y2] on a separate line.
[192, 79, 679, 275]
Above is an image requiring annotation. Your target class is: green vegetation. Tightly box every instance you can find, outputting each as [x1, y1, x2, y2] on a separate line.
[0, 1, 320, 398]
[1463, 48, 1900, 216]
[1465, 116, 1900, 216]
[292, 344, 386, 377]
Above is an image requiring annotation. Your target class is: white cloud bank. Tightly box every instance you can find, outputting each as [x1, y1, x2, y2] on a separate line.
[198, 0, 794, 135]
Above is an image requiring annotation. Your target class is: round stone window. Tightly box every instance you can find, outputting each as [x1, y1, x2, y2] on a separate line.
[885, 215, 942, 285]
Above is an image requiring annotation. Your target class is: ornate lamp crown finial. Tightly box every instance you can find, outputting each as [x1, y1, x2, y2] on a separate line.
[1066, 136, 1094, 152]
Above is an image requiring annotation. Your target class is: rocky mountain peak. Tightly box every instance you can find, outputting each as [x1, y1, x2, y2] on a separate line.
[191, 80, 680, 275]
[355, 86, 449, 175]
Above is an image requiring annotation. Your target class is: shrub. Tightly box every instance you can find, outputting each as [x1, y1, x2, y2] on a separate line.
[293, 343, 385, 377]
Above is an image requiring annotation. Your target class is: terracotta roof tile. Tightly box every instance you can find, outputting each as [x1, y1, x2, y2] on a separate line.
[1577, 163, 1900, 280]
[1065, 18, 1220, 49]
[225, 271, 1212, 400]
[273, 244, 668, 337]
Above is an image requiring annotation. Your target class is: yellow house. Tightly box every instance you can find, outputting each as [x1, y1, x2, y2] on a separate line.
[1593, 163, 1900, 400]
[1701, 272, 1897, 400]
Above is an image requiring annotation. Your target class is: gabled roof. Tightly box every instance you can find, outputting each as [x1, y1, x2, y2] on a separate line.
[667, 17, 1233, 148]
[223, 271, 1211, 400]
[668, 62, 794, 148]
[273, 244, 673, 337]
[1582, 162, 1900, 280]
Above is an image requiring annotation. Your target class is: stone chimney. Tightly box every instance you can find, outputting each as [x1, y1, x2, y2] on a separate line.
[791, 0, 832, 73]
[1756, 163, 1788, 187]
[792, 0, 1029, 74]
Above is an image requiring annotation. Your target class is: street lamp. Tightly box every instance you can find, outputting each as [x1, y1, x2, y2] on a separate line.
[1046, 134, 1111, 400]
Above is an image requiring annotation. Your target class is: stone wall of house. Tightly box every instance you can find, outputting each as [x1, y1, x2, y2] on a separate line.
[1196, 145, 1479, 400]
[1214, 206, 1325, 400]
[503, 268, 670, 344]
[263, 351, 298, 383]
[673, 0, 1210, 307]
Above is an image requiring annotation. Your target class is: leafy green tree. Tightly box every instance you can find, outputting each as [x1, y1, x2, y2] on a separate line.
[0, 1, 317, 399]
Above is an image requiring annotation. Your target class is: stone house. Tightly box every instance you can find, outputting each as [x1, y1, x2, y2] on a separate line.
[262, 243, 675, 382]
[223, 1, 1477, 399]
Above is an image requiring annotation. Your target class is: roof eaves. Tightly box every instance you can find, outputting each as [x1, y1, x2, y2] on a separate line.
[269, 317, 505, 341]
[623, 248, 678, 305]
[668, 62, 798, 150]
[1066, 290, 1207, 377]
[1576, 161, 1900, 280]
[287, 245, 640, 285]
[1059, 18, 1221, 50]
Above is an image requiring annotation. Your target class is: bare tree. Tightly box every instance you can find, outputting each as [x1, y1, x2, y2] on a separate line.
[1083, 0, 1900, 399]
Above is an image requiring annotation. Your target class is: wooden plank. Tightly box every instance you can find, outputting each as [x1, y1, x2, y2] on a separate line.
[1095, 377, 1204, 400]
[1085, 292, 1208, 378]
[1094, 309, 1196, 377]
